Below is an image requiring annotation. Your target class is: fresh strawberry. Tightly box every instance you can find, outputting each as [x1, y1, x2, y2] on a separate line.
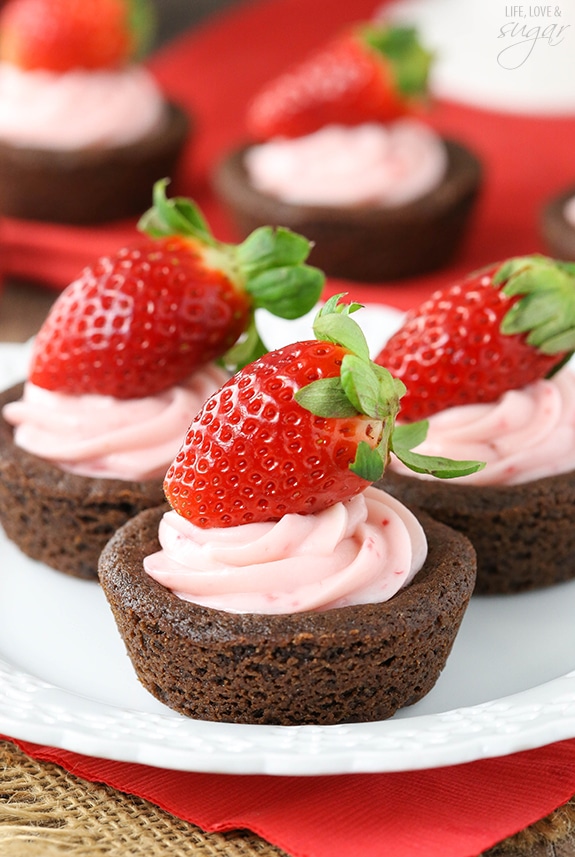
[28, 180, 324, 400]
[376, 255, 575, 422]
[0, 0, 153, 72]
[246, 23, 432, 141]
[164, 297, 482, 529]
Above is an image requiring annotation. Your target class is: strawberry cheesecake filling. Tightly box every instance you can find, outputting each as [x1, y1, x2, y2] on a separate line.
[390, 368, 575, 486]
[0, 62, 167, 149]
[244, 121, 448, 208]
[3, 365, 228, 481]
[143, 486, 428, 614]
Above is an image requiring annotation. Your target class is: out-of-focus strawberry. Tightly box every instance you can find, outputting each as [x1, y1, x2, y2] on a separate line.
[246, 23, 432, 140]
[0, 0, 153, 71]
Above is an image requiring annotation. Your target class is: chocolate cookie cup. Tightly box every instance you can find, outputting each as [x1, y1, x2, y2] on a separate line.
[0, 102, 190, 225]
[0, 383, 164, 580]
[213, 139, 482, 283]
[541, 186, 575, 262]
[379, 469, 575, 595]
[98, 503, 476, 726]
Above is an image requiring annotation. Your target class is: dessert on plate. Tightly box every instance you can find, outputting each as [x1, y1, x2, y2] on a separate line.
[0, 182, 324, 580]
[376, 254, 575, 594]
[0, 0, 189, 224]
[99, 298, 480, 725]
[214, 21, 482, 282]
[541, 186, 575, 262]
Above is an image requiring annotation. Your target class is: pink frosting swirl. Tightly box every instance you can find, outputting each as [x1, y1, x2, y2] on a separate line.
[0, 63, 166, 149]
[143, 486, 428, 614]
[3, 366, 228, 481]
[244, 120, 448, 208]
[389, 368, 575, 486]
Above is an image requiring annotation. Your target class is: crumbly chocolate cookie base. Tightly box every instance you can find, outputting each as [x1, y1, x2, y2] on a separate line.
[99, 504, 476, 726]
[0, 383, 165, 580]
[379, 470, 575, 594]
[213, 138, 482, 282]
[0, 102, 189, 225]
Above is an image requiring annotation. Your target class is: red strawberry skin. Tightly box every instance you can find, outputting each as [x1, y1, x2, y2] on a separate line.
[0, 0, 145, 71]
[164, 340, 381, 528]
[28, 180, 324, 400]
[29, 237, 250, 400]
[247, 26, 430, 141]
[376, 265, 565, 422]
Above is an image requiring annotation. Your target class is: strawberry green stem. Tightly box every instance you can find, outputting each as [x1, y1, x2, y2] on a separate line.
[495, 254, 575, 357]
[295, 297, 485, 482]
[360, 24, 432, 99]
[139, 180, 325, 368]
[128, 0, 156, 60]
[138, 178, 214, 242]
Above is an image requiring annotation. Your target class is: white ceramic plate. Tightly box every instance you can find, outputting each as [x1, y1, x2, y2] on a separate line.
[1, 306, 575, 776]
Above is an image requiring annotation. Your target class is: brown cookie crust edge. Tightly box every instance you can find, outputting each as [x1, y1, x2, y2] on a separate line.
[379, 469, 575, 594]
[99, 503, 476, 725]
[0, 102, 190, 225]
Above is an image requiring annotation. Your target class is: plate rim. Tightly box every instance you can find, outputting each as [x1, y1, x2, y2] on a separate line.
[1, 655, 575, 775]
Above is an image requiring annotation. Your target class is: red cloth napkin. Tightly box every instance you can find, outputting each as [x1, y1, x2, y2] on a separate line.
[3, 734, 575, 857]
[3, 1, 575, 856]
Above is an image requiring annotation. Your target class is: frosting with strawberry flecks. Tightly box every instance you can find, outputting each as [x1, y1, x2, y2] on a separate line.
[389, 368, 575, 486]
[143, 486, 427, 614]
[3, 366, 228, 481]
[0, 63, 166, 149]
[244, 121, 447, 208]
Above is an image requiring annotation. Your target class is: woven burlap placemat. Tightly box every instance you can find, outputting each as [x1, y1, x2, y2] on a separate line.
[0, 740, 574, 857]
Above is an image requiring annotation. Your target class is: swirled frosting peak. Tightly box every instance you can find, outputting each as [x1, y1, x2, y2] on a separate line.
[3, 365, 228, 481]
[389, 368, 575, 485]
[143, 486, 428, 614]
[244, 120, 447, 208]
[0, 62, 166, 149]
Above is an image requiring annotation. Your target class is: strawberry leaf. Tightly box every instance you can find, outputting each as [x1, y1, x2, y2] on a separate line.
[340, 355, 377, 415]
[237, 226, 311, 273]
[140, 182, 325, 325]
[361, 24, 432, 98]
[493, 254, 549, 285]
[391, 445, 486, 478]
[349, 441, 385, 482]
[296, 299, 486, 485]
[138, 179, 213, 241]
[391, 420, 429, 450]
[294, 377, 359, 418]
[390, 420, 485, 478]
[129, 0, 156, 60]
[237, 226, 325, 320]
[341, 356, 403, 419]
[313, 309, 370, 360]
[496, 255, 575, 356]
[221, 316, 268, 372]
[539, 329, 575, 353]
[245, 264, 324, 319]
[316, 294, 364, 317]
